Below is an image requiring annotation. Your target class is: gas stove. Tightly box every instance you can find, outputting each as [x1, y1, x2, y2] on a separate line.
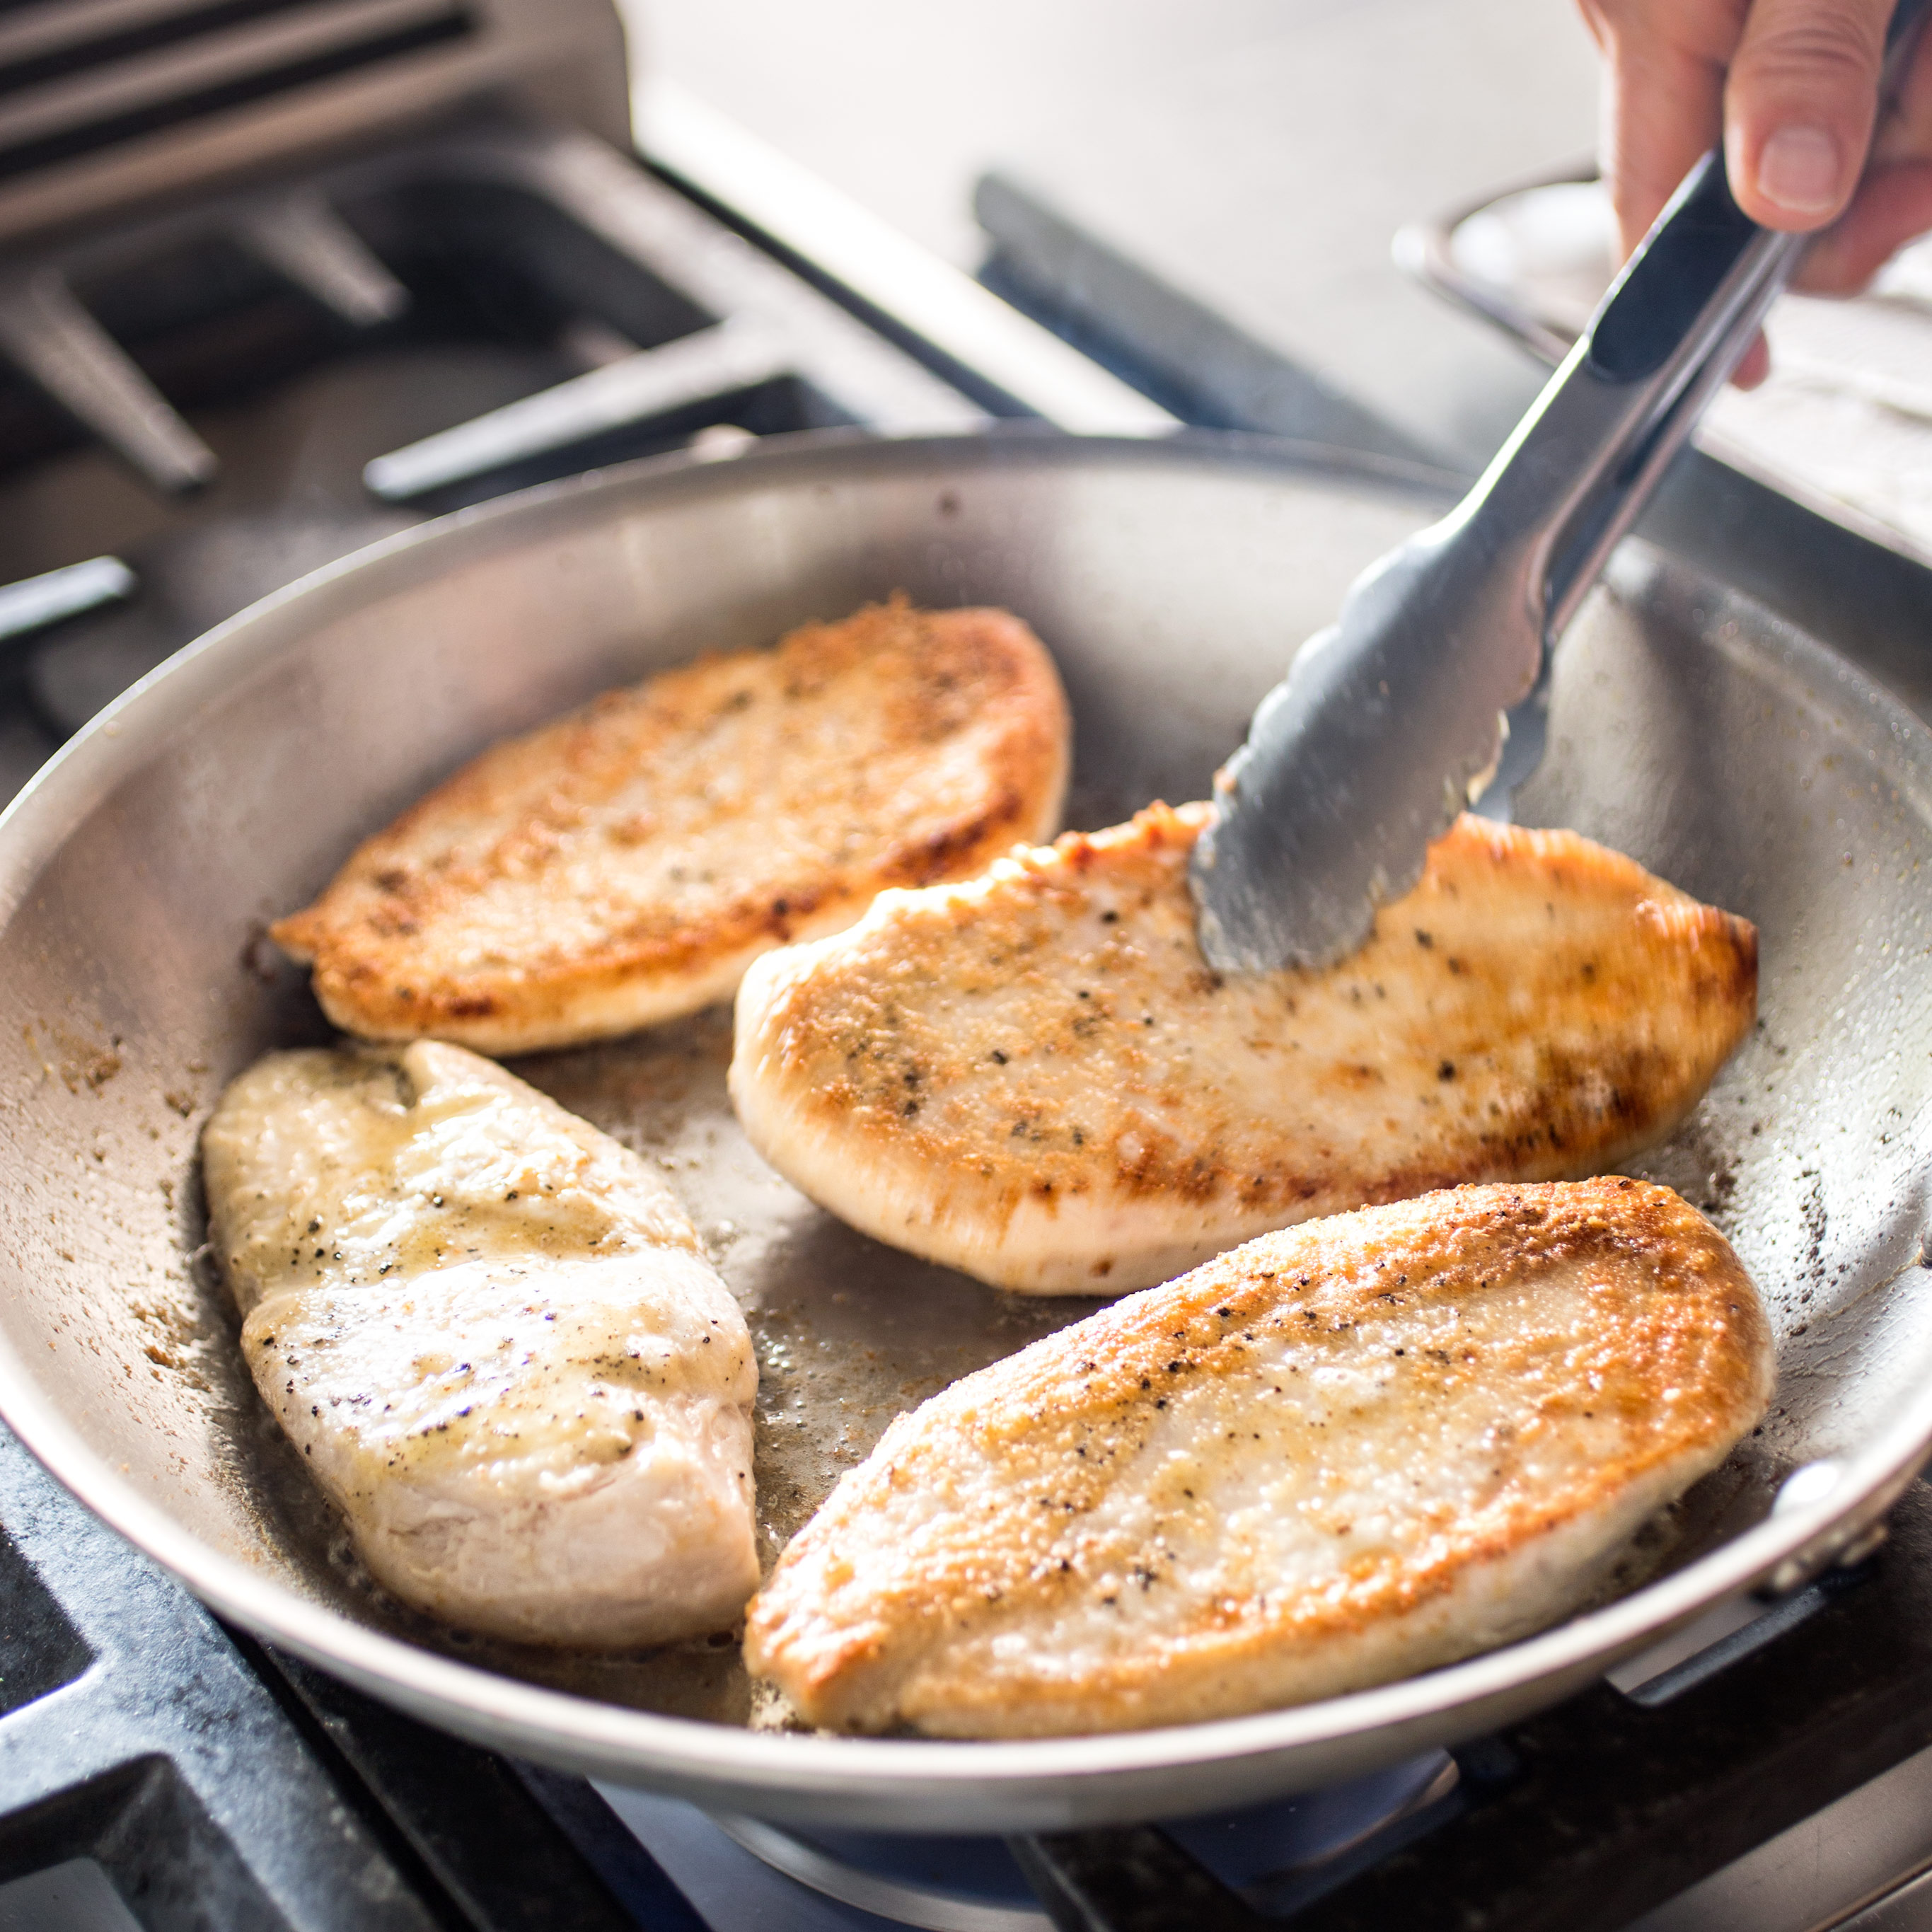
[5, 6, 1932, 1931]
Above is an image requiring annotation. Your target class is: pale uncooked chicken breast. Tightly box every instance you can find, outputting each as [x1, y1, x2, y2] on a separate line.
[746, 1178, 1772, 1736]
[202, 1041, 758, 1646]
[731, 807, 1757, 1294]
[272, 600, 1069, 1054]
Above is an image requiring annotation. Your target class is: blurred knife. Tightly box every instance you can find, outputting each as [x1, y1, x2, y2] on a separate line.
[1191, 0, 1931, 972]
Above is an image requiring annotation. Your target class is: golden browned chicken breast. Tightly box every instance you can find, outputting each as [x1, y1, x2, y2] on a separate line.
[731, 807, 1757, 1293]
[746, 1179, 1772, 1736]
[203, 1041, 758, 1646]
[272, 600, 1069, 1053]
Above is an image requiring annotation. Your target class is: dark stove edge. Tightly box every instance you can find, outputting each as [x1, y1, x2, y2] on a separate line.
[0, 1424, 446, 1931]
[1014, 1826, 1271, 1931]
[510, 1762, 711, 1932]
[250, 1642, 660, 1932]
[224, 1631, 480, 1932]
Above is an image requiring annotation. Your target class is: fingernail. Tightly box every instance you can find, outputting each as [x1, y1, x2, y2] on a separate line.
[1757, 127, 1844, 214]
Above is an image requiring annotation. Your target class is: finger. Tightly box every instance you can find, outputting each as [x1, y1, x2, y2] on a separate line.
[1723, 0, 1894, 228]
[1732, 330, 1774, 386]
[1581, 1, 1740, 259]
[1793, 25, 1932, 289]
[1795, 158, 1932, 286]
[1870, 7, 1932, 163]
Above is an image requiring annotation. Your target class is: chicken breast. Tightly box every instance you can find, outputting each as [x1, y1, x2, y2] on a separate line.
[202, 1040, 758, 1646]
[272, 600, 1070, 1054]
[731, 806, 1757, 1294]
[746, 1178, 1772, 1736]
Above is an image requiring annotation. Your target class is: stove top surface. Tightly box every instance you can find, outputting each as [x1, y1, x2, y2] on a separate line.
[0, 114, 980, 774]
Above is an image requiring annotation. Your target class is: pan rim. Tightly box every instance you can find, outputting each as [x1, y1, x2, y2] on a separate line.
[1, 425, 1927, 1821]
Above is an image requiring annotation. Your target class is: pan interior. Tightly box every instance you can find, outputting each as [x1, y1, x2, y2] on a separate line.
[1, 440, 1928, 1759]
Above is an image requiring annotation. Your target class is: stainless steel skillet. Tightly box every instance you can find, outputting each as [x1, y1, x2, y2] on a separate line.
[1, 430, 1931, 1834]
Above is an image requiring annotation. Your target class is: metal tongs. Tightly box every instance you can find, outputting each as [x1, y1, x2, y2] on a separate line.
[1191, 0, 1931, 972]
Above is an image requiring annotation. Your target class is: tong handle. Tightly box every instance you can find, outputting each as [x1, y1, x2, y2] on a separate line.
[1535, 175, 1802, 641]
[1588, 154, 1766, 385]
[1535, 0, 1932, 637]
[1186, 0, 1932, 975]
[1593, 0, 1932, 375]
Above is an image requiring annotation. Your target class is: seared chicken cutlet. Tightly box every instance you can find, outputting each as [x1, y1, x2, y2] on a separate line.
[731, 807, 1757, 1293]
[202, 1041, 758, 1646]
[746, 1179, 1772, 1735]
[272, 600, 1069, 1053]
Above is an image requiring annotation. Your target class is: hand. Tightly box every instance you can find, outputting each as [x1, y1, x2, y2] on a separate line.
[1579, 0, 1932, 377]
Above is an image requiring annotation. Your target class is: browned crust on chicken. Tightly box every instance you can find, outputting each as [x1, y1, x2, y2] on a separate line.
[730, 806, 1758, 1292]
[271, 600, 1070, 1053]
[744, 1179, 1774, 1735]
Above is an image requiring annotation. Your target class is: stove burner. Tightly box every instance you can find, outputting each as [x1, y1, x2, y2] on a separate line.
[698, 1753, 1458, 1930]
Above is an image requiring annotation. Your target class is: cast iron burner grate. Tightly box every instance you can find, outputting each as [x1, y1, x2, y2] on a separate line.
[0, 115, 981, 773]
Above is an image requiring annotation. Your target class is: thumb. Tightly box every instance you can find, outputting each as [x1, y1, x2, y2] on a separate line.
[1723, 0, 1893, 228]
